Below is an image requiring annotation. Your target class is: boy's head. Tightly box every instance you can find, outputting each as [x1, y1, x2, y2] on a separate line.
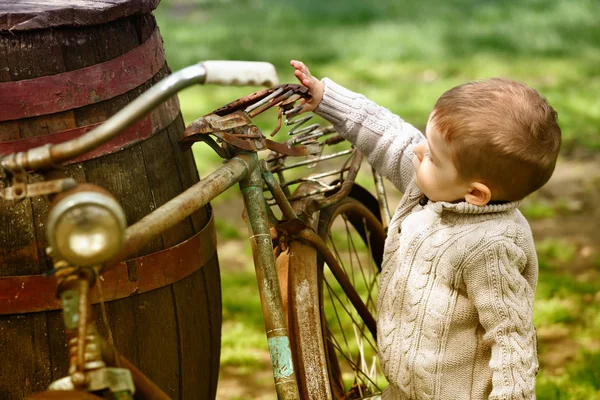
[413, 78, 561, 205]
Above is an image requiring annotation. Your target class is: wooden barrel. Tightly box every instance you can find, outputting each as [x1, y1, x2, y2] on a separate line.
[0, 2, 221, 399]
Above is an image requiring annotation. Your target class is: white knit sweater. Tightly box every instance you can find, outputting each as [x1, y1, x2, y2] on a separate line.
[316, 79, 539, 399]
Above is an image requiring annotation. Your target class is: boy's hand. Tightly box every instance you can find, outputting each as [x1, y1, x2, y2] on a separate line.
[290, 60, 324, 113]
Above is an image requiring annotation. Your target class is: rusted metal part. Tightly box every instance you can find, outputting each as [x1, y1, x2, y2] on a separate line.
[0, 29, 165, 122]
[54, 270, 105, 390]
[248, 89, 304, 119]
[1, 177, 77, 201]
[283, 183, 342, 203]
[240, 153, 300, 399]
[183, 113, 312, 157]
[269, 149, 354, 173]
[53, 269, 137, 396]
[103, 154, 252, 272]
[0, 215, 216, 314]
[0, 161, 27, 201]
[372, 167, 391, 232]
[20, 64, 207, 171]
[210, 84, 310, 116]
[98, 337, 171, 400]
[283, 182, 332, 400]
[183, 134, 230, 158]
[184, 111, 252, 136]
[286, 239, 332, 400]
[260, 160, 297, 221]
[274, 219, 308, 239]
[279, 168, 351, 190]
[286, 114, 320, 139]
[308, 150, 363, 214]
[212, 130, 259, 152]
[245, 87, 285, 114]
[264, 139, 311, 157]
[181, 84, 321, 159]
[297, 227, 377, 339]
[75, 278, 90, 381]
[270, 108, 284, 137]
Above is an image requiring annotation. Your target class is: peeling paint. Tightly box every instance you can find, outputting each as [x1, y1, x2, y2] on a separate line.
[268, 336, 294, 379]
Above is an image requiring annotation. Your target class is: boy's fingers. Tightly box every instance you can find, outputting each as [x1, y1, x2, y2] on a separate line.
[294, 71, 312, 88]
[291, 60, 311, 77]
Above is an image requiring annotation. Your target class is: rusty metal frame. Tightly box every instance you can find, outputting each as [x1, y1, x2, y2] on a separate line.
[240, 153, 300, 399]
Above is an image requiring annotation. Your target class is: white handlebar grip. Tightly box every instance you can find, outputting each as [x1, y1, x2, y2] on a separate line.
[201, 60, 279, 87]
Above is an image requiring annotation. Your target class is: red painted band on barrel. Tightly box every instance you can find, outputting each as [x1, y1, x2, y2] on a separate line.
[0, 213, 216, 315]
[0, 28, 165, 122]
[0, 96, 180, 163]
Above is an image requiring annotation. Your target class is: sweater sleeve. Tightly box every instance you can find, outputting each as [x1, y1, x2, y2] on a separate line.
[315, 78, 425, 192]
[463, 241, 538, 400]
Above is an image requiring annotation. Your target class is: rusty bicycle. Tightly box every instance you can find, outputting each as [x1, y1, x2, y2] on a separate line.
[1, 61, 390, 399]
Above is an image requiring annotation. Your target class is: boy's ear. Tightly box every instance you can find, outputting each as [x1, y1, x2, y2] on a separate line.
[465, 182, 492, 206]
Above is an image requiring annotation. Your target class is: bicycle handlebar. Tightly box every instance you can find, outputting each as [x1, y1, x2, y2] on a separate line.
[203, 60, 278, 87]
[10, 61, 278, 172]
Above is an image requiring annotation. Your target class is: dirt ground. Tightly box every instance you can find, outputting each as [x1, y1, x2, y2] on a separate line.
[214, 156, 600, 399]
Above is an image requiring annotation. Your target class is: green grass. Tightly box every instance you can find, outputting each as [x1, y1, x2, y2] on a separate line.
[537, 350, 600, 400]
[156, 0, 600, 154]
[534, 236, 600, 399]
[219, 265, 270, 369]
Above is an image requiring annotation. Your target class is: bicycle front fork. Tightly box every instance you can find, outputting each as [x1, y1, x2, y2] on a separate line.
[239, 153, 301, 400]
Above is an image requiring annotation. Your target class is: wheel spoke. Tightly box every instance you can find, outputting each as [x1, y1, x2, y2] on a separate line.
[347, 216, 377, 313]
[363, 217, 377, 308]
[325, 327, 382, 392]
[324, 276, 378, 352]
[325, 278, 354, 362]
[342, 215, 357, 286]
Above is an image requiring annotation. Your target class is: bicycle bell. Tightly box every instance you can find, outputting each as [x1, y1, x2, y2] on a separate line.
[46, 184, 127, 267]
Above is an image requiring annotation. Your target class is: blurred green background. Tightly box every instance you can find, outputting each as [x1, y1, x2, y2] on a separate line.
[153, 0, 600, 398]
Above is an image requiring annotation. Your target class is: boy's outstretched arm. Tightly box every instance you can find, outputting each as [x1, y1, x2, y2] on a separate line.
[290, 60, 424, 193]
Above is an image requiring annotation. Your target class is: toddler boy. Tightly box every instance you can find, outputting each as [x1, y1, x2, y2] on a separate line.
[291, 60, 561, 399]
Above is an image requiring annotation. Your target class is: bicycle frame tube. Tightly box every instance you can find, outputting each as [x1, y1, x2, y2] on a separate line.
[102, 154, 254, 272]
[239, 153, 300, 400]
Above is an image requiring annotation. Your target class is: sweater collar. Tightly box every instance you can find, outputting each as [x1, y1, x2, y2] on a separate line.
[427, 198, 522, 215]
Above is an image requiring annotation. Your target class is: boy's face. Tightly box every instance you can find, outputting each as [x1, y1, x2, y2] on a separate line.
[412, 118, 471, 203]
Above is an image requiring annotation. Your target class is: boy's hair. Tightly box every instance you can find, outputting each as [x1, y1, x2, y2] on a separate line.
[431, 78, 561, 201]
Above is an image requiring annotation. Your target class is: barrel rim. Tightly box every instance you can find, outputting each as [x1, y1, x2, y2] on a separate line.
[0, 0, 161, 31]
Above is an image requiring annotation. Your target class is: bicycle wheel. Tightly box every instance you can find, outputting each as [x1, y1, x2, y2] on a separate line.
[287, 194, 387, 399]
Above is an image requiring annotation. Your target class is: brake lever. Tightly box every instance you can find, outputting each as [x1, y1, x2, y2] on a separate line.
[0, 155, 77, 201]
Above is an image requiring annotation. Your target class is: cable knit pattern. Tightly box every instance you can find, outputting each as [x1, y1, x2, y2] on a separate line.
[316, 79, 539, 399]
